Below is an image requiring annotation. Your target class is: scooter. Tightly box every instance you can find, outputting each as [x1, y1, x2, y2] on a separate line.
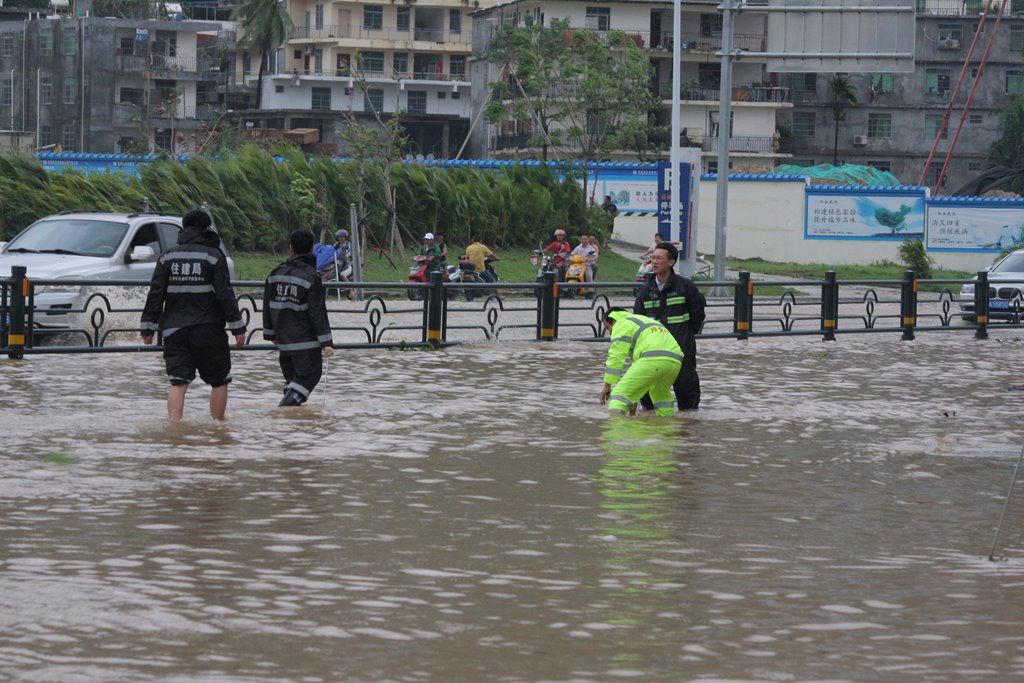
[457, 255, 499, 302]
[564, 254, 588, 299]
[408, 256, 461, 300]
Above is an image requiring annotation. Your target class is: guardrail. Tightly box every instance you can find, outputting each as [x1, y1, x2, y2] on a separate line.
[0, 267, 1015, 359]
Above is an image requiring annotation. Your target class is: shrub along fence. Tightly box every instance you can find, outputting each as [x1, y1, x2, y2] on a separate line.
[0, 268, 1016, 359]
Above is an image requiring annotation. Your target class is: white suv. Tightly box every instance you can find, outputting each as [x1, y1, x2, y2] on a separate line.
[0, 211, 235, 329]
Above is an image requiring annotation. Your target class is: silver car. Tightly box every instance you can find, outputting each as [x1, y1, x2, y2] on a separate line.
[0, 211, 235, 329]
[959, 249, 1024, 321]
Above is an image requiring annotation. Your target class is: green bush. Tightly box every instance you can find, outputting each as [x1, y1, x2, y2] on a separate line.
[897, 238, 934, 280]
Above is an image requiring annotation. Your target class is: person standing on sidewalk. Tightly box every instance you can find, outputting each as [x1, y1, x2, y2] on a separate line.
[263, 229, 334, 407]
[633, 242, 706, 410]
[141, 208, 246, 421]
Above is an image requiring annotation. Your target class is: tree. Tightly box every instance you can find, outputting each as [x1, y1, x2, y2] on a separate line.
[233, 0, 292, 110]
[483, 18, 660, 224]
[989, 96, 1024, 194]
[829, 74, 858, 166]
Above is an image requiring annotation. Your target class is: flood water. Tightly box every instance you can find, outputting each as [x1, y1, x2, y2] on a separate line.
[1, 330, 1023, 682]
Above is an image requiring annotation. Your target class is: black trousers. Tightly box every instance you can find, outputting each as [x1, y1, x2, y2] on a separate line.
[279, 348, 323, 403]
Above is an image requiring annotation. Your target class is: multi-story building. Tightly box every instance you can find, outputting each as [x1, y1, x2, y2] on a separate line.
[0, 15, 227, 154]
[777, 0, 1024, 191]
[468, 0, 794, 170]
[243, 0, 491, 157]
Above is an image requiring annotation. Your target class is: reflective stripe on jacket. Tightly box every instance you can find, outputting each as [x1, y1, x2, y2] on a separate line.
[633, 272, 706, 356]
[603, 311, 683, 385]
[262, 254, 333, 352]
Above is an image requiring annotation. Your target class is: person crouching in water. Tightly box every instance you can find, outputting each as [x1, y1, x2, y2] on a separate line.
[599, 307, 682, 416]
[263, 229, 334, 406]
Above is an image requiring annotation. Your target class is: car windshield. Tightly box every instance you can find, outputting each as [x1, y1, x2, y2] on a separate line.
[6, 219, 128, 258]
[992, 251, 1024, 274]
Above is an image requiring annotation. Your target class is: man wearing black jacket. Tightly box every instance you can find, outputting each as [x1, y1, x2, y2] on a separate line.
[633, 242, 706, 410]
[141, 208, 246, 421]
[263, 229, 334, 407]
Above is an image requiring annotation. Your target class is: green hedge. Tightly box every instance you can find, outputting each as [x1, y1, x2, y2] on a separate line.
[0, 145, 612, 250]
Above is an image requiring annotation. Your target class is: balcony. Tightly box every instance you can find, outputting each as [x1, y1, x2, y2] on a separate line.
[700, 135, 791, 155]
[289, 24, 470, 46]
[114, 103, 222, 124]
[114, 48, 199, 75]
[673, 84, 793, 104]
[288, 68, 469, 83]
[489, 25, 766, 54]
[915, 0, 1018, 15]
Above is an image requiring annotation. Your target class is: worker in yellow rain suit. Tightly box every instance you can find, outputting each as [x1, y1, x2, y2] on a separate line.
[599, 308, 683, 417]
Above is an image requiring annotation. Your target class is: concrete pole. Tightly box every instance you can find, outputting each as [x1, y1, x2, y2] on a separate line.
[671, 0, 688, 275]
[714, 0, 737, 283]
[349, 202, 364, 301]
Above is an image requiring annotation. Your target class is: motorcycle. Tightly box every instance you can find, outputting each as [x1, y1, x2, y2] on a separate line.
[457, 255, 499, 302]
[564, 254, 589, 299]
[408, 255, 461, 301]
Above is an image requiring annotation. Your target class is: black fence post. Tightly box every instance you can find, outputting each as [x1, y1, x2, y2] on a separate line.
[538, 271, 557, 340]
[427, 270, 444, 346]
[820, 270, 838, 341]
[7, 265, 26, 359]
[733, 270, 752, 340]
[900, 269, 917, 341]
[974, 270, 989, 340]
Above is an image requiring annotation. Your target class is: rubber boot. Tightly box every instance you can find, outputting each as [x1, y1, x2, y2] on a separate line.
[278, 389, 304, 407]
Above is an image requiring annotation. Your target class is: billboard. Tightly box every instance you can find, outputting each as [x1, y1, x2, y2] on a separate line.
[805, 188, 926, 240]
[926, 201, 1024, 253]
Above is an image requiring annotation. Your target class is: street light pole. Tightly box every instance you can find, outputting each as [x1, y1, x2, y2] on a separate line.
[713, 0, 737, 283]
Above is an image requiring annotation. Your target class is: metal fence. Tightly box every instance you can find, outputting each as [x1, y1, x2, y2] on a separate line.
[0, 267, 1016, 359]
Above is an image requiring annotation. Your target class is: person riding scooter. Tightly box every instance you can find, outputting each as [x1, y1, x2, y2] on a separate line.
[542, 228, 571, 281]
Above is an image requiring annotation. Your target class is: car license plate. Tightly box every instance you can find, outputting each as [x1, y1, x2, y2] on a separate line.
[990, 300, 1011, 310]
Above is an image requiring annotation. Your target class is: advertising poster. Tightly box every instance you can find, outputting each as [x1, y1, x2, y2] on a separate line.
[590, 167, 659, 213]
[926, 202, 1024, 252]
[805, 190, 926, 240]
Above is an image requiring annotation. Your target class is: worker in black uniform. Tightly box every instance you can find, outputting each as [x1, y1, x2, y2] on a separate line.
[633, 241, 706, 410]
[263, 229, 334, 406]
[141, 207, 247, 421]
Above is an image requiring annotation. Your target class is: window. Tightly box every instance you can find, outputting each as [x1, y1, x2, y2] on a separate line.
[63, 30, 77, 56]
[363, 6, 382, 30]
[437, 91, 446, 99]
[1, 79, 11, 107]
[120, 87, 145, 106]
[63, 77, 76, 104]
[314, 48, 323, 74]
[925, 114, 948, 140]
[311, 86, 331, 110]
[451, 90, 460, 99]
[867, 112, 892, 138]
[970, 113, 983, 124]
[923, 164, 943, 188]
[449, 9, 462, 34]
[156, 31, 177, 57]
[40, 75, 52, 105]
[792, 73, 817, 91]
[40, 124, 52, 148]
[40, 26, 52, 57]
[397, 6, 410, 31]
[698, 63, 720, 88]
[315, 3, 324, 30]
[937, 22, 962, 43]
[792, 111, 816, 137]
[1, 35, 13, 58]
[868, 160, 891, 172]
[1007, 69, 1024, 95]
[242, 53, 252, 75]
[407, 90, 427, 113]
[393, 53, 408, 75]
[969, 161, 983, 171]
[359, 51, 384, 72]
[155, 128, 173, 152]
[586, 7, 611, 32]
[587, 110, 610, 136]
[450, 55, 465, 77]
[870, 74, 894, 94]
[364, 87, 383, 113]
[1013, 25, 1024, 51]
[275, 85, 284, 93]
[62, 124, 75, 151]
[926, 69, 951, 95]
[971, 67, 979, 79]
[700, 14, 723, 37]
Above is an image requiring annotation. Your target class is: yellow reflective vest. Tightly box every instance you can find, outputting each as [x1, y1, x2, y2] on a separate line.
[603, 311, 684, 386]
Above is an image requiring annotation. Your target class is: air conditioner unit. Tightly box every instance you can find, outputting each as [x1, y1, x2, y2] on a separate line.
[938, 37, 960, 50]
[852, 134, 868, 146]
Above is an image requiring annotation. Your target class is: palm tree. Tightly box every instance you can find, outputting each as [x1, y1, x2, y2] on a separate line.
[829, 74, 858, 166]
[233, 0, 293, 110]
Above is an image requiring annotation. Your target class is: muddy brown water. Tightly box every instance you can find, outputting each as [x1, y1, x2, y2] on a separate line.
[1, 330, 1022, 682]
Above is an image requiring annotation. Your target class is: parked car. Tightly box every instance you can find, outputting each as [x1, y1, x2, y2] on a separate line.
[0, 211, 235, 330]
[959, 248, 1024, 321]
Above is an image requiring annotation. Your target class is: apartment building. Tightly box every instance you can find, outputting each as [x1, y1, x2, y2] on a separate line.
[468, 0, 793, 170]
[777, 0, 1024, 191]
[244, 0, 492, 157]
[0, 15, 226, 154]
